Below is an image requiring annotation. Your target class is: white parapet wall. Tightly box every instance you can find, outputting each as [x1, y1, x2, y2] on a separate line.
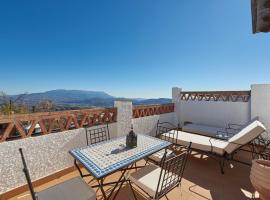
[132, 112, 176, 136]
[0, 123, 117, 195]
[172, 87, 251, 128]
[180, 101, 250, 127]
[251, 84, 270, 139]
[115, 100, 176, 136]
[172, 84, 270, 139]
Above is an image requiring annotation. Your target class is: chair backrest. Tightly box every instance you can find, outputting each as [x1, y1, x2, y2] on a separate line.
[156, 120, 178, 137]
[225, 120, 266, 154]
[19, 148, 36, 200]
[85, 124, 110, 145]
[155, 143, 191, 199]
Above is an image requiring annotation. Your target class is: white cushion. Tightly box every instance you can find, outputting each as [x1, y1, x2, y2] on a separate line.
[182, 123, 226, 137]
[161, 131, 228, 155]
[225, 120, 266, 154]
[148, 149, 174, 163]
[129, 164, 177, 197]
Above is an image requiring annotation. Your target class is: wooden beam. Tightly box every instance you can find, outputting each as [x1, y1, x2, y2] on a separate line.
[0, 123, 14, 142]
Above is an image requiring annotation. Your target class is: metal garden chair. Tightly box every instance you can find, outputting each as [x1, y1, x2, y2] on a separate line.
[129, 143, 191, 200]
[19, 148, 96, 200]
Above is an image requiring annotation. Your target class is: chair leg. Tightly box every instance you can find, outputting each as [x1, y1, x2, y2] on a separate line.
[144, 159, 149, 166]
[219, 157, 225, 174]
[134, 162, 138, 171]
[129, 180, 138, 200]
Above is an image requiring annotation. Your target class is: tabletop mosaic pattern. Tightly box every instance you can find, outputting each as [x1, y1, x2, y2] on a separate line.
[69, 134, 171, 179]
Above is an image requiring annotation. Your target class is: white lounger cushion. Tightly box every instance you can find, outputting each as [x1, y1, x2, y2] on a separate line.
[161, 120, 266, 155]
[182, 123, 226, 137]
[161, 131, 228, 155]
[225, 120, 266, 154]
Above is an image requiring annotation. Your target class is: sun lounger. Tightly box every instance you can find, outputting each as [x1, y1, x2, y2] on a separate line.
[159, 120, 266, 173]
[182, 117, 260, 139]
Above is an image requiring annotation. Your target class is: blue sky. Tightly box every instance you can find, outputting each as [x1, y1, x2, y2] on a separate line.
[0, 0, 269, 98]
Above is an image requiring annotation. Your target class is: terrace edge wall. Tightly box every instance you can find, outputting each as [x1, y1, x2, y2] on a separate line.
[0, 123, 117, 195]
[0, 101, 174, 196]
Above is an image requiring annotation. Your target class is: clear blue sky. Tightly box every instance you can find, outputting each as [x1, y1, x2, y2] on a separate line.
[0, 0, 269, 98]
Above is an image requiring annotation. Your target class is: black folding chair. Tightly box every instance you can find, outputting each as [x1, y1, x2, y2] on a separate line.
[129, 143, 192, 200]
[19, 148, 96, 200]
[75, 124, 110, 179]
[86, 123, 110, 145]
[146, 121, 179, 165]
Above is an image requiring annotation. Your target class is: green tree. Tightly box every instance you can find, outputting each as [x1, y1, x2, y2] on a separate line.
[0, 92, 29, 115]
[36, 100, 54, 112]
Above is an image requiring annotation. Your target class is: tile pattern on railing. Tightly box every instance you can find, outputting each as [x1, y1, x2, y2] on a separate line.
[133, 104, 174, 118]
[0, 108, 117, 142]
[180, 91, 251, 102]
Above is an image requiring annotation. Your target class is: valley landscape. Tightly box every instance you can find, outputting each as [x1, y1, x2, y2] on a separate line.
[0, 89, 171, 114]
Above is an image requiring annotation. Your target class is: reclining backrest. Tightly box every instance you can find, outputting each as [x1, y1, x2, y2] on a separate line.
[240, 116, 260, 130]
[224, 120, 266, 154]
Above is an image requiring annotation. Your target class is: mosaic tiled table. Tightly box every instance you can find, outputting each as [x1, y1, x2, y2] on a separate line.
[69, 134, 171, 179]
[70, 134, 171, 200]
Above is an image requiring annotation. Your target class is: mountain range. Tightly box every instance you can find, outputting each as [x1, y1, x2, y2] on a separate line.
[9, 89, 171, 107]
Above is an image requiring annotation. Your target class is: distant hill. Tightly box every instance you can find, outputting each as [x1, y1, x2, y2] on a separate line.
[132, 98, 172, 105]
[9, 89, 171, 107]
[11, 89, 113, 104]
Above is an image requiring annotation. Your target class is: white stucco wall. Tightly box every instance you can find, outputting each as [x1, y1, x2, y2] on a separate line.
[0, 123, 117, 195]
[114, 101, 132, 137]
[132, 112, 176, 136]
[251, 84, 270, 139]
[179, 100, 250, 127]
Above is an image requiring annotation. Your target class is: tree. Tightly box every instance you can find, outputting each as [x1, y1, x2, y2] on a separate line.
[36, 100, 54, 112]
[0, 92, 29, 115]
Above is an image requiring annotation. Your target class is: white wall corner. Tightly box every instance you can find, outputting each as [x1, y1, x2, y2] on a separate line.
[172, 87, 182, 127]
[114, 100, 132, 137]
[172, 87, 181, 103]
[251, 84, 270, 139]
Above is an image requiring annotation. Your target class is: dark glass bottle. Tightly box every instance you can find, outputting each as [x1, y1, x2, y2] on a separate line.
[126, 124, 137, 148]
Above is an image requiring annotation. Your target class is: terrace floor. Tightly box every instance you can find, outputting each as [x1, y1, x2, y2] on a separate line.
[9, 152, 259, 200]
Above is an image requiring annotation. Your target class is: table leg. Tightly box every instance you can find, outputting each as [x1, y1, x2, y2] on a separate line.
[74, 159, 91, 178]
[107, 167, 129, 200]
[98, 178, 108, 200]
[109, 163, 136, 200]
[96, 164, 133, 200]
